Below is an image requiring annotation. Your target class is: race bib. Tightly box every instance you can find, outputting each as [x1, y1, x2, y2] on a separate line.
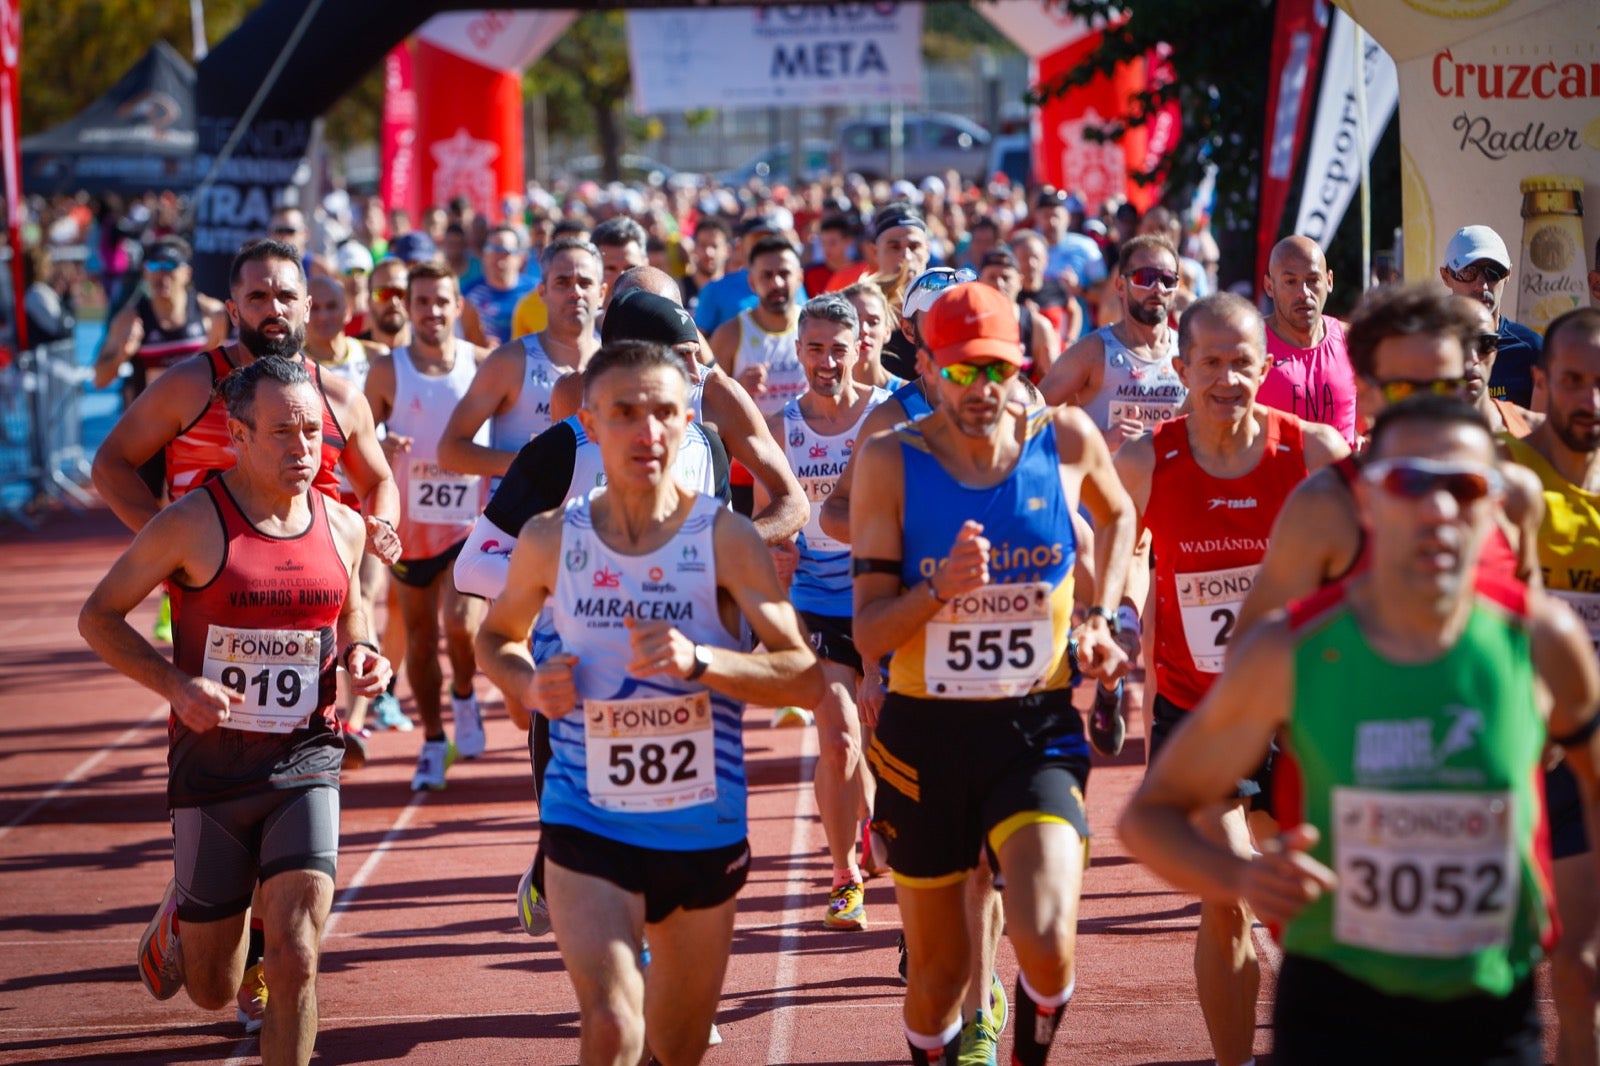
[584, 691, 717, 812]
[923, 582, 1054, 698]
[408, 459, 479, 525]
[202, 625, 322, 733]
[1175, 564, 1257, 673]
[1331, 788, 1516, 958]
[1108, 398, 1181, 429]
[1551, 590, 1600, 653]
[801, 477, 844, 554]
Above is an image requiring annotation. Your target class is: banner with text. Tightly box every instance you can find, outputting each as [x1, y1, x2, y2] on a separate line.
[1292, 7, 1397, 250]
[1, 0, 21, 347]
[1258, 0, 1330, 288]
[1336, 0, 1600, 327]
[380, 42, 418, 222]
[626, 5, 922, 113]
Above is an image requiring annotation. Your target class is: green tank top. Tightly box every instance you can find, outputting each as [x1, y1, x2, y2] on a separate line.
[1279, 581, 1554, 1000]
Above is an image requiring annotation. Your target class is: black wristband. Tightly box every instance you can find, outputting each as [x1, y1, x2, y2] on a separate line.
[852, 556, 902, 577]
[342, 641, 379, 669]
[1085, 605, 1120, 634]
[370, 516, 394, 530]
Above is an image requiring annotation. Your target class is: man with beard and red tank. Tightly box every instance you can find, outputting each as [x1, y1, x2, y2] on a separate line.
[81, 356, 391, 1065]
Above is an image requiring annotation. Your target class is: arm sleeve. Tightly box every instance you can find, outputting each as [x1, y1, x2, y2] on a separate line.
[483, 421, 579, 532]
[453, 513, 519, 600]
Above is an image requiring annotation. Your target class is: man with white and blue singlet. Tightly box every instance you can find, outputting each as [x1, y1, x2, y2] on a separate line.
[477, 340, 822, 1066]
[764, 293, 889, 932]
[851, 282, 1136, 1066]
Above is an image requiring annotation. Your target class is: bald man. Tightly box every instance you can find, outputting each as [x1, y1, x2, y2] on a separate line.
[1258, 236, 1359, 446]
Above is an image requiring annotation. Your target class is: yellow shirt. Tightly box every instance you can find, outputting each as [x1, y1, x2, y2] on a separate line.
[511, 289, 547, 339]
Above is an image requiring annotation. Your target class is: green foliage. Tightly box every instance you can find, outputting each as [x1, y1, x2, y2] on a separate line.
[1034, 0, 1276, 229]
[925, 1, 1011, 61]
[524, 10, 631, 177]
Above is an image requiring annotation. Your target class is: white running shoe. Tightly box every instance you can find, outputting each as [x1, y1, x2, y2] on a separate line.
[370, 691, 413, 732]
[453, 692, 486, 759]
[516, 859, 552, 936]
[411, 739, 451, 791]
[770, 706, 814, 728]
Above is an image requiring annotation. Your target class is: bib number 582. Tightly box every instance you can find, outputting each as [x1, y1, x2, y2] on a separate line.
[607, 740, 698, 787]
[945, 628, 1035, 672]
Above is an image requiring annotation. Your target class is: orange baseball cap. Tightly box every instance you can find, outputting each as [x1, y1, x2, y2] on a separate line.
[919, 282, 1022, 367]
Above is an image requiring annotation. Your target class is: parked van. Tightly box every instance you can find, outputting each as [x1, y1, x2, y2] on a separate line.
[833, 112, 991, 183]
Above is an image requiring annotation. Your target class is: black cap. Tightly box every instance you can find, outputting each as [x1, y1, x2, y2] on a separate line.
[1034, 186, 1068, 210]
[601, 290, 700, 347]
[734, 215, 781, 239]
[145, 236, 191, 264]
[979, 247, 1018, 271]
[871, 203, 926, 241]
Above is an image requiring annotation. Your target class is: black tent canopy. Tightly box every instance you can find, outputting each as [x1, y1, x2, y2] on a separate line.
[23, 39, 196, 196]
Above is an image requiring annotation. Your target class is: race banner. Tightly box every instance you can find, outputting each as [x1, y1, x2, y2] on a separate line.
[1335, 0, 1600, 324]
[1292, 7, 1398, 250]
[1257, 0, 1330, 288]
[627, 5, 922, 113]
[379, 42, 418, 222]
[1, 0, 22, 347]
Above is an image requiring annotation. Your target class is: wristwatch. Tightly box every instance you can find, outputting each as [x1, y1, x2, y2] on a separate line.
[687, 643, 714, 680]
[1085, 605, 1120, 635]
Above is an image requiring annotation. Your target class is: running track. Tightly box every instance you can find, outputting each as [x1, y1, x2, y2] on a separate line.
[0, 506, 1562, 1064]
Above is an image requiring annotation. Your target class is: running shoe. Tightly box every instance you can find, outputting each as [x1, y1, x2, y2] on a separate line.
[234, 962, 267, 1034]
[370, 691, 413, 732]
[957, 1009, 1001, 1066]
[770, 706, 814, 728]
[896, 931, 907, 984]
[516, 859, 552, 937]
[340, 723, 369, 771]
[825, 881, 867, 930]
[861, 818, 891, 878]
[708, 1023, 722, 1046]
[137, 879, 184, 1000]
[152, 593, 173, 645]
[453, 692, 486, 759]
[1088, 679, 1126, 757]
[411, 739, 452, 791]
[988, 970, 1008, 1033]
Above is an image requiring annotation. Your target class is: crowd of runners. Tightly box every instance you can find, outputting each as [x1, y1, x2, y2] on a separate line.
[68, 173, 1600, 1066]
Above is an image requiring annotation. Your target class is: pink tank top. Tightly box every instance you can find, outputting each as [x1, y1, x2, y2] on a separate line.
[1258, 317, 1358, 446]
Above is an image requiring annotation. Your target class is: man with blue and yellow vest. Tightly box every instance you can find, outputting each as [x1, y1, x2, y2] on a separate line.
[851, 281, 1136, 1066]
[1123, 395, 1600, 1065]
[1503, 306, 1600, 1066]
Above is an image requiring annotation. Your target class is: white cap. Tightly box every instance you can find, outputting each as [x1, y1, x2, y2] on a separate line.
[919, 175, 946, 198]
[889, 179, 923, 206]
[336, 241, 374, 275]
[1443, 225, 1511, 273]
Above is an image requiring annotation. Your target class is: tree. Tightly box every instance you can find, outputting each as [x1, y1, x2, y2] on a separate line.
[524, 11, 631, 182]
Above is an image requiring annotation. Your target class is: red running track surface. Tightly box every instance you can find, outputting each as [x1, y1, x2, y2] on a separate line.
[0, 507, 1559, 1064]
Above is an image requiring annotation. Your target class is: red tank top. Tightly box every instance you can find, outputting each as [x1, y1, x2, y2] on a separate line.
[1147, 408, 1310, 709]
[167, 480, 348, 807]
[1331, 455, 1519, 584]
[165, 348, 347, 503]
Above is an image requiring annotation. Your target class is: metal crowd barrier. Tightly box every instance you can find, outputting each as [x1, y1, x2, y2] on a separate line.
[0, 338, 94, 527]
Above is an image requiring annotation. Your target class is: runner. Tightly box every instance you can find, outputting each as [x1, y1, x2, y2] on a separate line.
[476, 339, 822, 1066]
[1438, 225, 1543, 409]
[709, 235, 805, 418]
[841, 281, 904, 391]
[364, 262, 491, 790]
[974, 247, 1060, 382]
[460, 224, 535, 350]
[1237, 284, 1546, 638]
[1121, 394, 1600, 1065]
[1113, 293, 1348, 1066]
[93, 236, 228, 401]
[851, 281, 1136, 1066]
[437, 238, 604, 485]
[79, 356, 391, 1066]
[1502, 307, 1600, 1066]
[335, 241, 374, 339]
[680, 216, 730, 315]
[1257, 235, 1359, 446]
[1457, 295, 1542, 439]
[870, 202, 935, 381]
[767, 293, 889, 931]
[305, 275, 410, 737]
[364, 257, 411, 350]
[1038, 234, 1186, 449]
[591, 216, 648, 312]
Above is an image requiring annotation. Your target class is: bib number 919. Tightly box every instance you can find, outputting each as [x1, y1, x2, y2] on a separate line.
[607, 739, 698, 787]
[218, 664, 302, 708]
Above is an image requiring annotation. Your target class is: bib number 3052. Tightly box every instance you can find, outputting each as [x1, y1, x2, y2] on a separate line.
[924, 581, 1054, 698]
[585, 691, 717, 812]
[201, 624, 322, 733]
[1332, 788, 1516, 958]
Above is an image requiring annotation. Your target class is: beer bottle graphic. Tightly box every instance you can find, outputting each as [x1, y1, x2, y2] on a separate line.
[1517, 175, 1586, 333]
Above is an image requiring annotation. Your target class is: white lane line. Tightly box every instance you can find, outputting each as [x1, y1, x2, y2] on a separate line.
[762, 727, 819, 1066]
[0, 703, 166, 843]
[221, 789, 429, 1066]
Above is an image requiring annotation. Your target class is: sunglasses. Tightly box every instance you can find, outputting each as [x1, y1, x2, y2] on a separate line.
[1123, 266, 1180, 291]
[1447, 262, 1508, 285]
[144, 259, 181, 273]
[271, 226, 303, 236]
[483, 242, 520, 255]
[911, 268, 974, 297]
[1362, 458, 1503, 504]
[1474, 332, 1500, 355]
[940, 361, 1020, 387]
[1376, 377, 1467, 404]
[374, 286, 407, 303]
[341, 267, 369, 278]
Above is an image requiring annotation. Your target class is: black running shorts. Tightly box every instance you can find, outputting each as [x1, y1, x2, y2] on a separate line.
[1150, 693, 1276, 815]
[867, 688, 1090, 887]
[390, 539, 465, 589]
[799, 610, 863, 674]
[1545, 762, 1589, 861]
[537, 822, 751, 925]
[171, 785, 340, 922]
